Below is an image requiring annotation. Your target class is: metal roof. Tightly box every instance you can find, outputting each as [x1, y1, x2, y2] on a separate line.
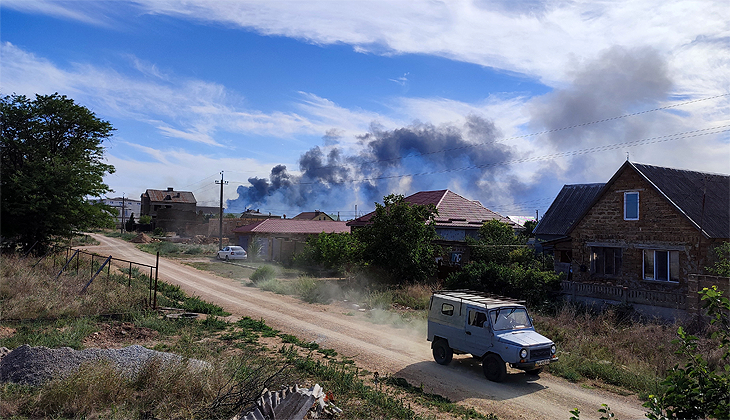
[533, 183, 605, 237]
[632, 163, 729, 239]
[432, 289, 525, 309]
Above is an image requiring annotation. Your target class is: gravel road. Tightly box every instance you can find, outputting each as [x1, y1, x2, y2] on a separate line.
[80, 234, 647, 420]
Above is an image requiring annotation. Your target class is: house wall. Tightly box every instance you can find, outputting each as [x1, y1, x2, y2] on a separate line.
[141, 197, 196, 218]
[570, 167, 724, 300]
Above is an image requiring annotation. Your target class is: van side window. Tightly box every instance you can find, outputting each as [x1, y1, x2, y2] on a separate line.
[441, 303, 454, 316]
[468, 310, 487, 327]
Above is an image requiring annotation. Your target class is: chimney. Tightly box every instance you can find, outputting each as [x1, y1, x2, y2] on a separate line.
[167, 187, 174, 192]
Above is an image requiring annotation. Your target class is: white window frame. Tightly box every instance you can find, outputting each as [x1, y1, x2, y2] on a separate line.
[642, 249, 680, 282]
[624, 191, 639, 220]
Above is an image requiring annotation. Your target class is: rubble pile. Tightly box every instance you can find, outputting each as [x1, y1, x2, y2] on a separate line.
[130, 233, 154, 243]
[237, 384, 342, 420]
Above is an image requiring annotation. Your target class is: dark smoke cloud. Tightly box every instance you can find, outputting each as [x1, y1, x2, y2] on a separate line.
[227, 46, 673, 216]
[530, 46, 671, 148]
[528, 45, 672, 181]
[227, 115, 518, 213]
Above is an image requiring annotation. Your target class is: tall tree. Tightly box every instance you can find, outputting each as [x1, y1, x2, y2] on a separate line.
[355, 193, 439, 283]
[1, 93, 116, 251]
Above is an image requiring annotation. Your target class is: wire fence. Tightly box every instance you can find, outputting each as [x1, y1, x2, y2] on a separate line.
[32, 244, 162, 308]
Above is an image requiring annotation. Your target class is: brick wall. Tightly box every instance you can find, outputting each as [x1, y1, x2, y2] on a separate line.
[570, 166, 723, 297]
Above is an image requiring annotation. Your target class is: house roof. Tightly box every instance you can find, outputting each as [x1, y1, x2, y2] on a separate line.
[233, 219, 350, 235]
[292, 211, 334, 221]
[347, 189, 514, 229]
[631, 162, 729, 238]
[566, 162, 729, 239]
[533, 183, 605, 237]
[144, 189, 196, 204]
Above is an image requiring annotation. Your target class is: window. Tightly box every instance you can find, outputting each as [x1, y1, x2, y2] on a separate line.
[624, 192, 639, 220]
[643, 250, 680, 282]
[591, 247, 622, 276]
[468, 310, 487, 327]
[441, 303, 454, 316]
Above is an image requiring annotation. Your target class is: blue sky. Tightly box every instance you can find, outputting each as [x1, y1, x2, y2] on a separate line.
[2, 1, 729, 220]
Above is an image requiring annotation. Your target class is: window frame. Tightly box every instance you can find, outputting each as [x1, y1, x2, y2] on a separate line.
[590, 246, 623, 277]
[624, 191, 639, 220]
[642, 249, 680, 283]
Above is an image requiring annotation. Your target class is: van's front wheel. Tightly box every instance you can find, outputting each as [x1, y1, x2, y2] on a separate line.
[432, 340, 453, 365]
[482, 354, 507, 382]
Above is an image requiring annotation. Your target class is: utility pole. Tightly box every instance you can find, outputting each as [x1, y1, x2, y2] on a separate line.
[216, 171, 228, 250]
[121, 194, 126, 234]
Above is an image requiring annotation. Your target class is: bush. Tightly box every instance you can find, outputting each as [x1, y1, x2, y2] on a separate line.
[250, 265, 276, 283]
[445, 261, 561, 306]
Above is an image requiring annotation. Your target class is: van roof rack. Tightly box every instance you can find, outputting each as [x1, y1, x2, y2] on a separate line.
[433, 289, 526, 307]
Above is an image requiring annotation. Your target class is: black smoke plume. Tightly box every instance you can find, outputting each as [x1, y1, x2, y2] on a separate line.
[227, 115, 518, 214]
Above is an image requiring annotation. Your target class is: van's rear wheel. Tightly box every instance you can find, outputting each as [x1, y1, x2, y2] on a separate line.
[482, 354, 507, 382]
[432, 340, 453, 365]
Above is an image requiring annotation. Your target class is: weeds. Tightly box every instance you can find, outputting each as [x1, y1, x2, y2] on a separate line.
[250, 265, 277, 282]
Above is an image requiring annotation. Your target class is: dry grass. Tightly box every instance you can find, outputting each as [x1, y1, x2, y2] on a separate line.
[534, 303, 723, 396]
[0, 254, 147, 320]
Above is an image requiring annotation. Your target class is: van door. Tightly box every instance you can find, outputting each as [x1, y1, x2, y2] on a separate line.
[463, 306, 492, 357]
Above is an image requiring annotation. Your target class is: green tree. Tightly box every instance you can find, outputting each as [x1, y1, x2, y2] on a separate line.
[706, 242, 730, 277]
[470, 219, 524, 265]
[355, 194, 439, 283]
[125, 213, 136, 232]
[1, 94, 116, 251]
[295, 232, 362, 274]
[447, 220, 561, 305]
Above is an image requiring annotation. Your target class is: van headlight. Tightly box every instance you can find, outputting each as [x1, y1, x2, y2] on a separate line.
[551, 344, 556, 355]
[520, 348, 528, 359]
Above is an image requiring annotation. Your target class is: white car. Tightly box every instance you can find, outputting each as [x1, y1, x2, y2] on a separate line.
[217, 246, 247, 261]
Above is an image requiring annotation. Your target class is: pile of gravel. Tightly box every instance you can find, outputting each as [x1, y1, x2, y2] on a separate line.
[0, 344, 208, 386]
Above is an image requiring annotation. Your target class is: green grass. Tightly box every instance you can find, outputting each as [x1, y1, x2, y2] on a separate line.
[185, 261, 255, 281]
[137, 242, 217, 257]
[104, 231, 138, 241]
[0, 318, 98, 350]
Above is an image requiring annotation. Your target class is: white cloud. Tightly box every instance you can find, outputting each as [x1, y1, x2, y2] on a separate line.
[129, 0, 730, 94]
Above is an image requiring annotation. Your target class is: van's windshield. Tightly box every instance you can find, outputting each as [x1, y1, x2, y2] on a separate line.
[489, 308, 532, 331]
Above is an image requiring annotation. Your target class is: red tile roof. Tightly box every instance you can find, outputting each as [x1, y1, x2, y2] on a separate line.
[233, 219, 350, 235]
[348, 189, 513, 228]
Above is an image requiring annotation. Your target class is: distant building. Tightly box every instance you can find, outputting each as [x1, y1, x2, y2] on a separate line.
[97, 197, 141, 228]
[140, 187, 197, 219]
[292, 211, 335, 221]
[233, 219, 350, 262]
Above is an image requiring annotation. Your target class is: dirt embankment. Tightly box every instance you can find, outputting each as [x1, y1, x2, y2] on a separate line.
[80, 234, 647, 420]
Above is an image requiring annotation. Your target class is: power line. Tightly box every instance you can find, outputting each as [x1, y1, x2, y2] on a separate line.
[302, 125, 730, 184]
[210, 124, 728, 190]
[285, 93, 730, 171]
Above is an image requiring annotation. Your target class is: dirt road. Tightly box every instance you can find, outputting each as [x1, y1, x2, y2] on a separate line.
[81, 234, 646, 420]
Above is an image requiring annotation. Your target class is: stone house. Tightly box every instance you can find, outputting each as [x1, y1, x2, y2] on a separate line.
[533, 183, 605, 277]
[556, 161, 729, 319]
[141, 187, 196, 219]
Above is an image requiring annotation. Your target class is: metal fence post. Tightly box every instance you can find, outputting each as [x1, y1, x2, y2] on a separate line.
[153, 251, 159, 309]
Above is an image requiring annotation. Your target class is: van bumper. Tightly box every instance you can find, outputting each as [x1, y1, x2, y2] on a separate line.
[510, 356, 558, 370]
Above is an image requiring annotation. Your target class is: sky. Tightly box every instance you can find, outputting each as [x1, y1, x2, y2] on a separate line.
[2, 0, 729, 220]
